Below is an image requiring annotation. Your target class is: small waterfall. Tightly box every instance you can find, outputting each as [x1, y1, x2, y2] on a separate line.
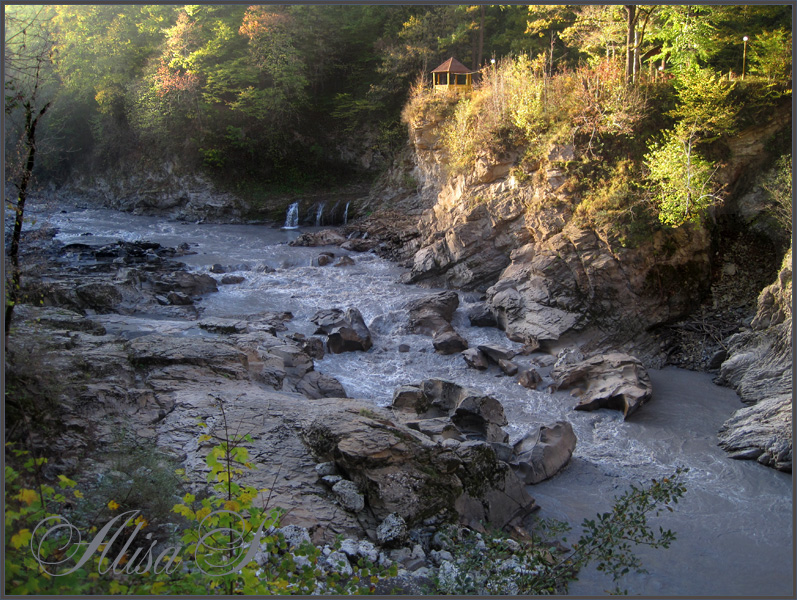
[315, 203, 325, 227]
[343, 202, 350, 225]
[283, 202, 299, 229]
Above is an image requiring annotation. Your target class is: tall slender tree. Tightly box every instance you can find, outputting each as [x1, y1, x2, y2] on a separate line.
[4, 6, 56, 346]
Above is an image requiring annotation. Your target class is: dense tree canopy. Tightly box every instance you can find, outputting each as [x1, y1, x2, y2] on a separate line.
[3, 4, 791, 200]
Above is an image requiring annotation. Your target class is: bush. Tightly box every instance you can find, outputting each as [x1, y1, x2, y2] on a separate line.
[428, 468, 688, 595]
[5, 401, 397, 595]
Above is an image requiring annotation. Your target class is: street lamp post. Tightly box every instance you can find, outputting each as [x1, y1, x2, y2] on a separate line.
[742, 36, 749, 80]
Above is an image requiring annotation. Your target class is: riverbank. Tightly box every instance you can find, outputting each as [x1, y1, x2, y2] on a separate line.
[5, 202, 793, 595]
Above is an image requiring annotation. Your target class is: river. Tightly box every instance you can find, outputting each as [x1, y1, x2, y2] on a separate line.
[32, 203, 794, 596]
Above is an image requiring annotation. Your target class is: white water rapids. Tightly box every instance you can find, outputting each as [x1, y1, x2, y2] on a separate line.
[34, 204, 794, 596]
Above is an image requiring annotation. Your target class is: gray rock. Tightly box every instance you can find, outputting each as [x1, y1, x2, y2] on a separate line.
[166, 291, 193, 305]
[295, 370, 347, 399]
[433, 329, 468, 354]
[312, 307, 372, 353]
[398, 344, 411, 353]
[478, 344, 515, 363]
[325, 551, 353, 576]
[498, 359, 518, 376]
[358, 540, 380, 563]
[198, 317, 248, 334]
[377, 513, 408, 548]
[718, 394, 792, 471]
[315, 252, 335, 267]
[462, 348, 489, 370]
[278, 524, 311, 548]
[467, 303, 498, 327]
[405, 291, 460, 335]
[315, 461, 337, 477]
[75, 282, 123, 311]
[322, 475, 343, 487]
[511, 421, 577, 484]
[339, 538, 360, 559]
[391, 385, 430, 414]
[406, 418, 464, 442]
[551, 353, 653, 419]
[332, 480, 365, 512]
[210, 263, 226, 273]
[334, 256, 355, 267]
[289, 230, 347, 247]
[517, 368, 542, 389]
[220, 275, 245, 285]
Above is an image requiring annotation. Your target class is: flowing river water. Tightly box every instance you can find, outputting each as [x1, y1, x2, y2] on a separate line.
[31, 204, 794, 596]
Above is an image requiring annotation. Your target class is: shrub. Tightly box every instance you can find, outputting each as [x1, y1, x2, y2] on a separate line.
[428, 468, 688, 595]
[5, 400, 397, 595]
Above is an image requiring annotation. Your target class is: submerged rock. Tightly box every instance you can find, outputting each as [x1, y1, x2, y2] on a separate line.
[289, 229, 347, 247]
[551, 352, 652, 419]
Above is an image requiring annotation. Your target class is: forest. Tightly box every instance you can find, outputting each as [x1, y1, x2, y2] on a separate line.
[4, 4, 792, 199]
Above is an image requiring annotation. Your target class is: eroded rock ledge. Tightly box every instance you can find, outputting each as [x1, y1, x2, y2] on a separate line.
[716, 248, 793, 471]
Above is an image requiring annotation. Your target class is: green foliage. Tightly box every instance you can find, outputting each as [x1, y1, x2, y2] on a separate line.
[428, 468, 688, 595]
[4, 402, 397, 595]
[761, 154, 792, 235]
[749, 29, 793, 81]
[645, 66, 738, 227]
[645, 127, 721, 227]
[668, 66, 737, 139]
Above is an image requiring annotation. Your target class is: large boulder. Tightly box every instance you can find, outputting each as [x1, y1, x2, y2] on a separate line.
[510, 422, 577, 484]
[405, 291, 460, 336]
[311, 307, 373, 353]
[392, 379, 508, 443]
[433, 329, 468, 354]
[300, 402, 464, 525]
[301, 394, 536, 530]
[405, 291, 469, 355]
[551, 352, 652, 419]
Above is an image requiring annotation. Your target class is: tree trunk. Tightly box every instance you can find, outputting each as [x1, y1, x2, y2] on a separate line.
[477, 4, 484, 69]
[625, 5, 636, 81]
[5, 99, 49, 347]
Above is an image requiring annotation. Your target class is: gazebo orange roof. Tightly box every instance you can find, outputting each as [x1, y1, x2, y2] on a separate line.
[431, 57, 471, 74]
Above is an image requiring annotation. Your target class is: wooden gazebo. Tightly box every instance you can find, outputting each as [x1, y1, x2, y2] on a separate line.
[431, 57, 473, 92]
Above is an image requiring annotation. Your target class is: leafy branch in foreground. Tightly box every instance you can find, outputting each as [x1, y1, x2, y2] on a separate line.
[430, 467, 688, 595]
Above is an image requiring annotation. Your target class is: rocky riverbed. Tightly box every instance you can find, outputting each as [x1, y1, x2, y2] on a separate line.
[5, 201, 792, 595]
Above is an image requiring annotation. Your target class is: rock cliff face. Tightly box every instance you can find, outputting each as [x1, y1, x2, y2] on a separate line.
[395, 118, 714, 361]
[61, 163, 251, 222]
[717, 248, 792, 471]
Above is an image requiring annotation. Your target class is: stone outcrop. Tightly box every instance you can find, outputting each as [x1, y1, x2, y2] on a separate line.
[716, 248, 792, 471]
[389, 379, 575, 500]
[61, 167, 250, 222]
[551, 352, 653, 419]
[718, 394, 792, 471]
[388, 104, 788, 363]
